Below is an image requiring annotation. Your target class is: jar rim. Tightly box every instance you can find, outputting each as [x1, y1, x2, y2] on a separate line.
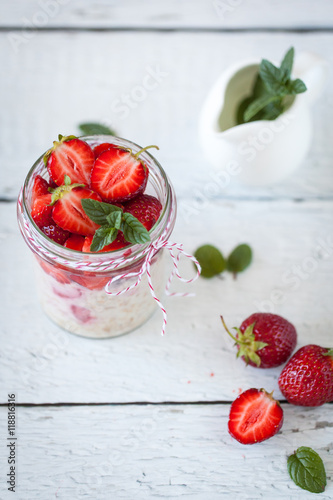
[18, 135, 176, 270]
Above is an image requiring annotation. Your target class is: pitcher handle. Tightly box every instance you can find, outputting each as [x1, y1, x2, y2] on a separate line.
[293, 51, 329, 106]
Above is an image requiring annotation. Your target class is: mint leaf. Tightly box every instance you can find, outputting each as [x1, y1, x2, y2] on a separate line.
[244, 94, 280, 122]
[122, 213, 150, 245]
[81, 199, 122, 225]
[194, 244, 226, 278]
[90, 227, 118, 252]
[287, 447, 326, 494]
[280, 47, 294, 83]
[288, 78, 307, 94]
[260, 59, 284, 94]
[78, 123, 116, 136]
[106, 211, 122, 230]
[227, 244, 252, 277]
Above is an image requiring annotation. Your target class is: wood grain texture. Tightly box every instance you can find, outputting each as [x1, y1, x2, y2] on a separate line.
[1, 31, 332, 200]
[2, 197, 333, 404]
[0, 404, 332, 499]
[0, 0, 332, 29]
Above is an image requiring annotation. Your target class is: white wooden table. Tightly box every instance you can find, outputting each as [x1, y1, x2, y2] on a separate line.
[0, 1, 333, 498]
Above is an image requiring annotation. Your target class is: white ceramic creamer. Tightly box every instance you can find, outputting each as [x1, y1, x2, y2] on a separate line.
[199, 52, 329, 186]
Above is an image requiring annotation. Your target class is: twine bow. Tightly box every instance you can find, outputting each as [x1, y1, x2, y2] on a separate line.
[105, 236, 201, 335]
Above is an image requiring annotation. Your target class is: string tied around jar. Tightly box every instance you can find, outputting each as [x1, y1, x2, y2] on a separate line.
[104, 235, 201, 335]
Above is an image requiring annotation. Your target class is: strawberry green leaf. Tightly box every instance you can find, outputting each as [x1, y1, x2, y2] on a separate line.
[78, 123, 116, 136]
[194, 244, 226, 278]
[90, 226, 118, 252]
[227, 244, 252, 277]
[106, 211, 122, 230]
[81, 199, 123, 226]
[287, 447, 326, 494]
[122, 213, 151, 245]
[64, 175, 71, 186]
[280, 47, 294, 83]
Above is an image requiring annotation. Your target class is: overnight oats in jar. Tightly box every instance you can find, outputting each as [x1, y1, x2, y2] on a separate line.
[17, 135, 178, 339]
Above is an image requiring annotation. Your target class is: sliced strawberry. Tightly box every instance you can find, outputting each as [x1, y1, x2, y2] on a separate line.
[90, 148, 149, 202]
[93, 143, 117, 159]
[37, 257, 71, 284]
[70, 272, 111, 291]
[124, 194, 162, 231]
[71, 305, 95, 323]
[228, 388, 283, 445]
[31, 175, 50, 206]
[82, 233, 130, 253]
[31, 193, 53, 228]
[42, 224, 71, 245]
[64, 234, 85, 251]
[52, 187, 101, 236]
[46, 137, 94, 186]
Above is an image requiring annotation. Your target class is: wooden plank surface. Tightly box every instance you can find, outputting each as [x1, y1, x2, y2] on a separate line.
[1, 31, 332, 201]
[0, 404, 332, 499]
[0, 0, 333, 29]
[2, 197, 332, 404]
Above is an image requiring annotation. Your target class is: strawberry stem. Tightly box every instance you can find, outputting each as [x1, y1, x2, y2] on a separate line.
[134, 145, 159, 159]
[220, 316, 239, 343]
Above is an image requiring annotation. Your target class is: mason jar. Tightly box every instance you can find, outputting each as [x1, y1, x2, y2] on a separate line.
[17, 135, 177, 339]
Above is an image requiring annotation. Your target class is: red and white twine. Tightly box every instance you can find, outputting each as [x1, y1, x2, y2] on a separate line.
[18, 188, 201, 335]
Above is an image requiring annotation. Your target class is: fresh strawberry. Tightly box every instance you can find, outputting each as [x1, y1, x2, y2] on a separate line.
[82, 233, 129, 253]
[31, 175, 50, 206]
[45, 135, 94, 186]
[93, 143, 117, 159]
[64, 234, 85, 251]
[52, 186, 102, 236]
[37, 257, 70, 284]
[42, 224, 71, 245]
[228, 388, 283, 445]
[70, 272, 111, 291]
[71, 305, 95, 323]
[31, 193, 53, 228]
[124, 194, 162, 231]
[278, 345, 333, 407]
[90, 145, 158, 202]
[221, 313, 297, 368]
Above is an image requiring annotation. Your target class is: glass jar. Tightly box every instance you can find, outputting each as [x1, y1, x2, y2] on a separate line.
[17, 135, 177, 339]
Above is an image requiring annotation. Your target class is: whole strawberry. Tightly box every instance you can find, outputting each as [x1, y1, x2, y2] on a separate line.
[278, 344, 333, 406]
[221, 313, 297, 368]
[124, 194, 162, 231]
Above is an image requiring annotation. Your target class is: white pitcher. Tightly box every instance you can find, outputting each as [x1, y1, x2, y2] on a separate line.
[198, 52, 329, 186]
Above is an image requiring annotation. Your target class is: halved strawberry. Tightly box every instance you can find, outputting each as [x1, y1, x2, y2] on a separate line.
[93, 143, 117, 159]
[42, 224, 71, 245]
[82, 233, 129, 253]
[90, 146, 156, 202]
[31, 193, 53, 228]
[64, 234, 85, 251]
[228, 388, 283, 445]
[45, 135, 94, 186]
[124, 194, 162, 231]
[52, 187, 102, 236]
[31, 175, 50, 206]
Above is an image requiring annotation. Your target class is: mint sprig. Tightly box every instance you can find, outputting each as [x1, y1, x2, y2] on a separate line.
[238, 47, 307, 124]
[287, 447, 327, 494]
[78, 123, 116, 136]
[81, 198, 150, 252]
